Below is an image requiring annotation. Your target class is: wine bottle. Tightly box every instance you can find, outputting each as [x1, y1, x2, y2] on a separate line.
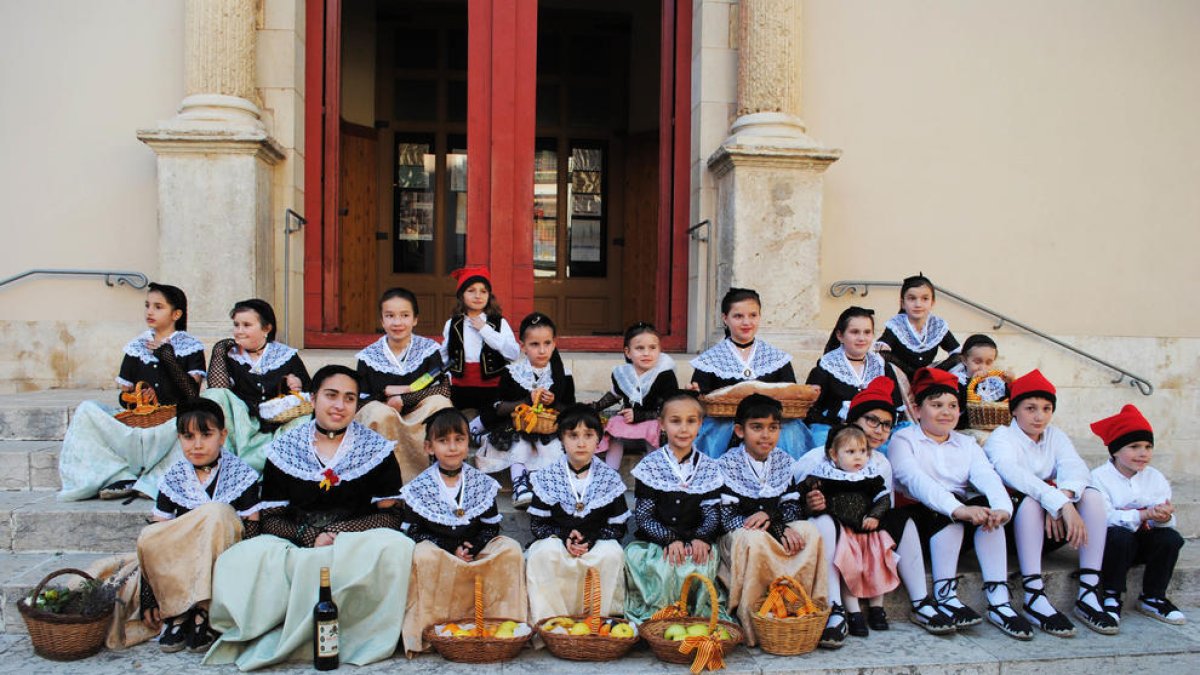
[313, 567, 339, 670]
[408, 362, 444, 392]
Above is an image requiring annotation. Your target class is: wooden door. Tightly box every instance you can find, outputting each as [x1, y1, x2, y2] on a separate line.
[339, 122, 378, 334]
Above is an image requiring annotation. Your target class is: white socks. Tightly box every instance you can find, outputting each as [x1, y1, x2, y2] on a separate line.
[975, 525, 1010, 605]
[1014, 498, 1056, 615]
[895, 520, 929, 603]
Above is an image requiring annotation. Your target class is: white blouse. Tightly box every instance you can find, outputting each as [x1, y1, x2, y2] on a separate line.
[1090, 460, 1176, 531]
[439, 316, 521, 365]
[888, 424, 1010, 518]
[984, 421, 1091, 518]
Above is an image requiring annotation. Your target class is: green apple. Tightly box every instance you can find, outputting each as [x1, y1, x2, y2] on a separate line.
[663, 623, 688, 641]
[686, 624, 711, 637]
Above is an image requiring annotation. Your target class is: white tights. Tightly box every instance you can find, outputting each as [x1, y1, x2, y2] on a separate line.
[1013, 489, 1108, 613]
[814, 515, 933, 623]
[930, 522, 1011, 607]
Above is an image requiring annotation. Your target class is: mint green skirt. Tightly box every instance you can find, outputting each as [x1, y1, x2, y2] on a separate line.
[622, 540, 733, 624]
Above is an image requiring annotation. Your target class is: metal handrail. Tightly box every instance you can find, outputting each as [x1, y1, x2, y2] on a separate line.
[281, 208, 306, 345]
[0, 268, 149, 291]
[830, 279, 1154, 396]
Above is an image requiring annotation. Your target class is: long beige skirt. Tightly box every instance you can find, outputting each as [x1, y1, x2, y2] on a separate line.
[525, 537, 625, 626]
[355, 396, 454, 483]
[401, 536, 528, 654]
[717, 520, 827, 646]
[94, 502, 245, 649]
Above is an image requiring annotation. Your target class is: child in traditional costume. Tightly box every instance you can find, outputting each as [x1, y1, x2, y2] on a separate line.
[889, 368, 1033, 640]
[805, 306, 903, 450]
[354, 287, 454, 483]
[624, 392, 730, 623]
[525, 405, 630, 625]
[203, 298, 311, 471]
[440, 266, 520, 420]
[689, 288, 811, 458]
[59, 283, 205, 501]
[475, 312, 576, 508]
[716, 395, 825, 647]
[799, 425, 900, 646]
[590, 321, 677, 470]
[204, 366, 414, 670]
[876, 274, 960, 380]
[795, 377, 955, 644]
[984, 370, 1116, 636]
[400, 408, 526, 653]
[1090, 404, 1187, 627]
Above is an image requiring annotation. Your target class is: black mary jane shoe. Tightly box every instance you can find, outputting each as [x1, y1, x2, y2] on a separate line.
[159, 611, 191, 653]
[846, 611, 869, 637]
[1072, 570, 1119, 636]
[819, 603, 849, 649]
[1020, 574, 1076, 638]
[187, 607, 220, 653]
[867, 605, 890, 631]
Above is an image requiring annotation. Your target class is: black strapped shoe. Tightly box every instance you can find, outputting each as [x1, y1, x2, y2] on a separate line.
[187, 607, 220, 653]
[1137, 595, 1187, 625]
[910, 596, 956, 635]
[846, 610, 869, 637]
[867, 605, 890, 631]
[159, 611, 190, 653]
[934, 577, 982, 628]
[1072, 569, 1119, 635]
[819, 602, 849, 649]
[983, 581, 1034, 640]
[1020, 574, 1076, 637]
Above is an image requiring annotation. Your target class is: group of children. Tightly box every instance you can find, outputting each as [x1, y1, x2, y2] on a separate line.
[58, 271, 1186, 667]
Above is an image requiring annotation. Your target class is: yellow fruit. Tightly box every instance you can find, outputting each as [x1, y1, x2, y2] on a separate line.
[610, 623, 635, 639]
[685, 624, 711, 637]
[568, 622, 592, 636]
[452, 628, 472, 637]
[715, 627, 733, 641]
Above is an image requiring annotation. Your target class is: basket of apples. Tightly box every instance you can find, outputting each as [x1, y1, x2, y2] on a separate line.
[424, 576, 533, 663]
[537, 568, 638, 661]
[640, 572, 741, 672]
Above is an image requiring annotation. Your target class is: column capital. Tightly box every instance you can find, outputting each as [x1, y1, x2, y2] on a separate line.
[708, 142, 841, 179]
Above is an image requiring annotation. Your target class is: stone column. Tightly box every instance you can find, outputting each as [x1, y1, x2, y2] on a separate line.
[706, 0, 839, 348]
[138, 0, 283, 340]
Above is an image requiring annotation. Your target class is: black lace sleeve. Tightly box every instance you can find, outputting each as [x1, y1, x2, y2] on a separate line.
[242, 518, 261, 539]
[139, 572, 159, 619]
[719, 489, 747, 534]
[400, 506, 444, 548]
[866, 493, 890, 522]
[778, 483, 804, 524]
[633, 482, 678, 546]
[206, 338, 235, 389]
[154, 342, 200, 401]
[797, 476, 823, 518]
[633, 370, 678, 422]
[466, 502, 502, 553]
[260, 506, 317, 547]
[528, 491, 566, 540]
[689, 492, 721, 543]
[593, 495, 629, 543]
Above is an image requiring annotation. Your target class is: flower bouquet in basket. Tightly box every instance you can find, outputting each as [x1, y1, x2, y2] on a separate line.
[19, 568, 127, 661]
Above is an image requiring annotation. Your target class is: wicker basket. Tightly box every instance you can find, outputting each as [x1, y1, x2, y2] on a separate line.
[423, 576, 532, 663]
[113, 382, 176, 428]
[967, 401, 1010, 431]
[701, 385, 819, 420]
[750, 575, 829, 656]
[640, 572, 742, 672]
[537, 567, 638, 661]
[261, 390, 314, 425]
[18, 568, 113, 661]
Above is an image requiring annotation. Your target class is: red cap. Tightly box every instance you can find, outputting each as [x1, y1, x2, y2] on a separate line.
[910, 367, 959, 403]
[847, 376, 896, 422]
[1090, 404, 1154, 454]
[450, 266, 492, 294]
[1009, 369, 1057, 411]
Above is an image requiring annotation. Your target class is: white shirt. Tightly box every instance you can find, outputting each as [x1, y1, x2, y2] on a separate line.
[984, 422, 1091, 518]
[439, 316, 521, 366]
[888, 424, 1011, 518]
[1090, 460, 1176, 532]
[792, 446, 894, 504]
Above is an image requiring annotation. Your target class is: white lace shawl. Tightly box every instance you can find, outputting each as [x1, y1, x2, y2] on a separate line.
[884, 313, 950, 353]
[690, 339, 792, 381]
[507, 357, 570, 391]
[530, 456, 627, 518]
[227, 341, 298, 375]
[122, 330, 205, 363]
[355, 335, 441, 376]
[717, 445, 794, 500]
[817, 347, 887, 389]
[266, 421, 395, 485]
[612, 354, 676, 406]
[400, 464, 499, 527]
[155, 450, 260, 519]
[631, 447, 723, 495]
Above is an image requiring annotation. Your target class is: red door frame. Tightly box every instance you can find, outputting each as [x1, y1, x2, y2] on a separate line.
[303, 0, 691, 351]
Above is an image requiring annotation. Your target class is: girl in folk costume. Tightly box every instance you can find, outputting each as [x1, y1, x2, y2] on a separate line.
[439, 266, 520, 420]
[590, 321, 678, 470]
[796, 378, 955, 645]
[689, 288, 812, 459]
[525, 405, 630, 625]
[798, 425, 900, 646]
[716, 395, 826, 647]
[205, 366, 415, 670]
[624, 393, 731, 623]
[1090, 405, 1187, 627]
[983, 370, 1117, 636]
[889, 368, 1034, 640]
[400, 409, 527, 654]
[354, 288, 454, 483]
[938, 333, 1003, 433]
[475, 312, 576, 508]
[203, 298, 311, 471]
[103, 399, 260, 653]
[876, 274, 960, 380]
[805, 306, 904, 450]
[59, 283, 206, 501]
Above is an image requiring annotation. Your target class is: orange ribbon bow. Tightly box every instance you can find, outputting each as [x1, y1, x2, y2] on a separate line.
[679, 634, 726, 673]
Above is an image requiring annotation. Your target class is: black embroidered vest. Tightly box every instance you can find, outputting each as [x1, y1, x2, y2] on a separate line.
[445, 315, 507, 379]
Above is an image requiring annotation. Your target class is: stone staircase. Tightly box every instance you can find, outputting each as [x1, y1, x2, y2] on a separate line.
[0, 382, 1198, 672]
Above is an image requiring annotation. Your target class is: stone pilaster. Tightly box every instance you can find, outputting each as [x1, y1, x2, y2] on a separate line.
[138, 0, 283, 340]
[706, 0, 840, 348]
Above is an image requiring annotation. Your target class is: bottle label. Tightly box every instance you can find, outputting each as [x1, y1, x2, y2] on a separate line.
[317, 620, 339, 657]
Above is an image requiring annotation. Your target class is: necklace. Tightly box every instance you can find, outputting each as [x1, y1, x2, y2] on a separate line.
[569, 461, 591, 476]
[664, 448, 698, 489]
[246, 341, 268, 355]
[440, 475, 467, 517]
[439, 465, 463, 477]
[314, 423, 347, 440]
[567, 464, 591, 512]
[731, 337, 755, 350]
[195, 457, 220, 473]
[846, 355, 866, 362]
